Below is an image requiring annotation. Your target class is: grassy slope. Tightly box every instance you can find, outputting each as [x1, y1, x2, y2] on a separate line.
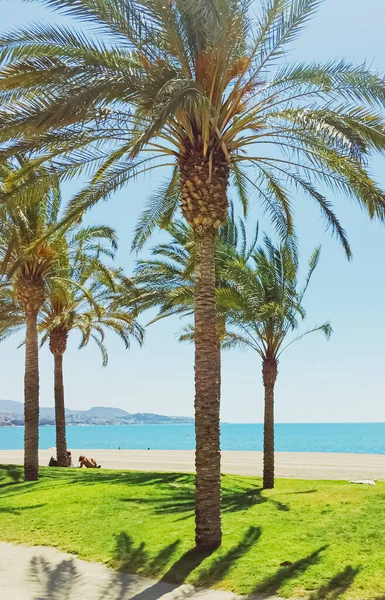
[0, 465, 384, 599]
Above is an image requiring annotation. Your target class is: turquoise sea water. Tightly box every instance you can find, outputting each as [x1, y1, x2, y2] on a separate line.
[1, 423, 385, 454]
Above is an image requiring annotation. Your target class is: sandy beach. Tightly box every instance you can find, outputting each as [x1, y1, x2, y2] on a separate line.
[0, 449, 384, 480]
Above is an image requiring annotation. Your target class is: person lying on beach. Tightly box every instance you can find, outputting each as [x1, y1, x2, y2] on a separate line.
[78, 455, 101, 468]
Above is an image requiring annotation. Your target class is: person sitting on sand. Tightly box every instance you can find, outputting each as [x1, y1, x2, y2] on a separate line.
[49, 452, 73, 467]
[78, 455, 101, 468]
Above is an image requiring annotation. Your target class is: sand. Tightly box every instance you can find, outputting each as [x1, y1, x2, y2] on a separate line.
[0, 449, 384, 480]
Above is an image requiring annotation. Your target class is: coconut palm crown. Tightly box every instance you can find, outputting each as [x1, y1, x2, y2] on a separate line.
[0, 1, 385, 247]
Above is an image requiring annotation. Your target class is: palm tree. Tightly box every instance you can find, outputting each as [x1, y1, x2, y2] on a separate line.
[135, 218, 328, 491]
[0, 159, 65, 480]
[38, 264, 143, 467]
[223, 239, 331, 489]
[0, 188, 143, 470]
[39, 233, 144, 467]
[134, 204, 258, 329]
[2, 0, 385, 545]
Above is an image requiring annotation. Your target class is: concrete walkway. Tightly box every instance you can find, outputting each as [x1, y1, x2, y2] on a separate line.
[0, 542, 283, 600]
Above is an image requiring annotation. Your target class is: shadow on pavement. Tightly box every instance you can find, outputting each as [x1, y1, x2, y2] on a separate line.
[27, 539, 361, 600]
[27, 526, 260, 600]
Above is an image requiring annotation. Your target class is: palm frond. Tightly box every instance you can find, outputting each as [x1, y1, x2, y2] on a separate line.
[132, 167, 180, 251]
[0, 0, 383, 264]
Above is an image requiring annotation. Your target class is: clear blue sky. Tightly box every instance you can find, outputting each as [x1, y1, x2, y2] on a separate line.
[1, 0, 385, 423]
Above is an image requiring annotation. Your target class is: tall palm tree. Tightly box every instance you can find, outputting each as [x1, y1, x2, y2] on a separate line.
[2, 0, 385, 545]
[223, 239, 331, 489]
[39, 233, 144, 467]
[38, 264, 143, 467]
[0, 210, 144, 469]
[135, 217, 328, 491]
[0, 159, 65, 480]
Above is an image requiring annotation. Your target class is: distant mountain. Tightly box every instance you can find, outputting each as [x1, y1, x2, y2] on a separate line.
[0, 400, 24, 414]
[82, 406, 129, 418]
[0, 400, 62, 418]
[0, 400, 194, 427]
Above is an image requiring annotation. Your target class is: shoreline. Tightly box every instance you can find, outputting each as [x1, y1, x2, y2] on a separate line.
[1, 449, 385, 480]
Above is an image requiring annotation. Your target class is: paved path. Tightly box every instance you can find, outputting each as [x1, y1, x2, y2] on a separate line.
[1, 449, 385, 480]
[0, 542, 283, 600]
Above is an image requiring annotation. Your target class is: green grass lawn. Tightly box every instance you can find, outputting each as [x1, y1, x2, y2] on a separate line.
[1, 465, 385, 599]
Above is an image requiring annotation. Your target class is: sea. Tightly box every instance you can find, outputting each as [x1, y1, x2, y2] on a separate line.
[1, 422, 385, 454]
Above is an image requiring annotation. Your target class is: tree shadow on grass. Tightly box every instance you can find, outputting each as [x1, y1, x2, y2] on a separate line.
[68, 471, 194, 488]
[194, 526, 261, 588]
[0, 464, 83, 499]
[0, 469, 290, 516]
[0, 464, 23, 482]
[1, 466, 195, 493]
[121, 478, 289, 521]
[252, 546, 327, 598]
[0, 464, 24, 490]
[309, 566, 360, 599]
[37, 469, 290, 514]
[222, 486, 289, 513]
[285, 489, 318, 495]
[0, 503, 46, 514]
[0, 465, 132, 499]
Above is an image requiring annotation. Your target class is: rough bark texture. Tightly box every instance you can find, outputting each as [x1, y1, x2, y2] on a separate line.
[262, 357, 278, 489]
[49, 326, 68, 357]
[179, 144, 229, 548]
[24, 309, 40, 481]
[50, 327, 68, 467]
[17, 279, 45, 482]
[179, 145, 229, 229]
[194, 227, 222, 548]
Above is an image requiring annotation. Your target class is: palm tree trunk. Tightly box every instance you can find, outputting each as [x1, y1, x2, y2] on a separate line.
[262, 357, 278, 489]
[178, 145, 229, 549]
[54, 352, 67, 466]
[24, 309, 40, 481]
[194, 227, 222, 549]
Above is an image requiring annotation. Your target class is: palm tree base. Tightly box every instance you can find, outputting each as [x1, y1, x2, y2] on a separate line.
[195, 533, 222, 550]
[263, 479, 274, 490]
[24, 466, 38, 481]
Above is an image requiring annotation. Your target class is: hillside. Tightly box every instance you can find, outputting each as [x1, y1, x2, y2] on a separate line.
[82, 406, 129, 418]
[0, 400, 23, 414]
[0, 400, 194, 427]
